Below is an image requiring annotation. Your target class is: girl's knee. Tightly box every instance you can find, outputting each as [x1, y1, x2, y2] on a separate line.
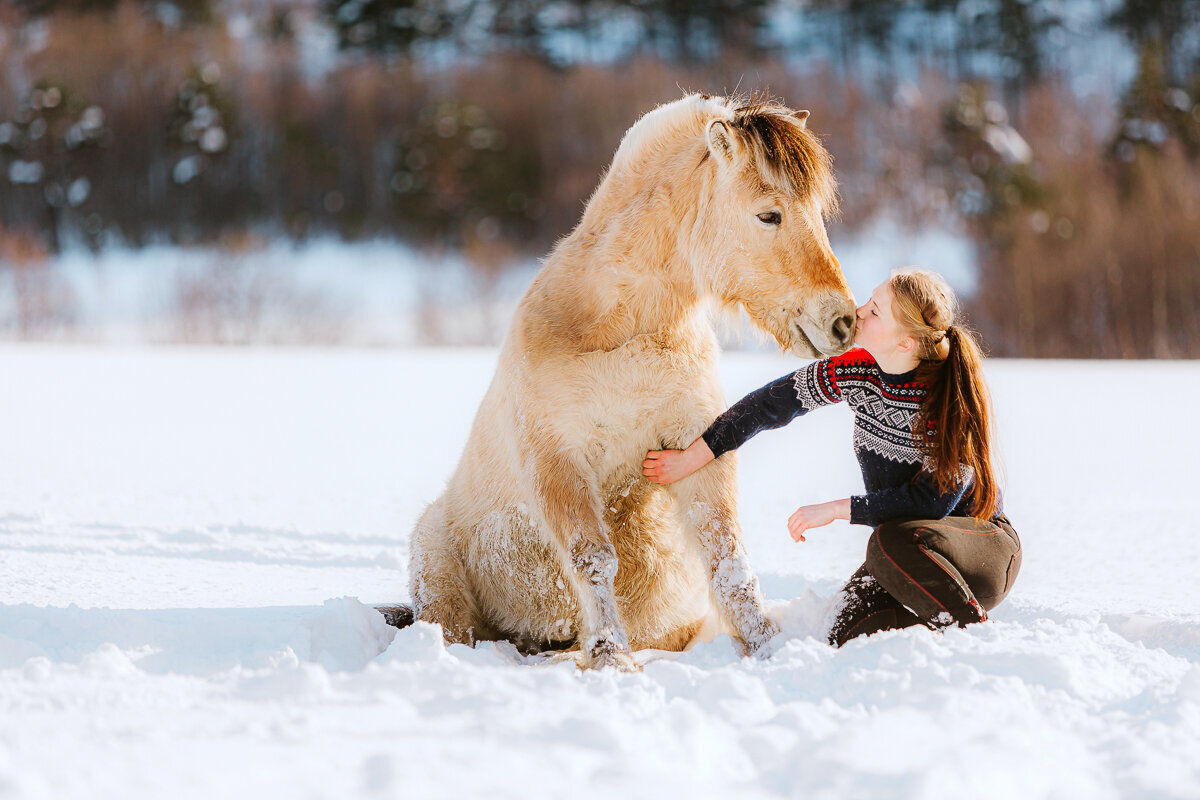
[865, 522, 971, 624]
[865, 520, 924, 570]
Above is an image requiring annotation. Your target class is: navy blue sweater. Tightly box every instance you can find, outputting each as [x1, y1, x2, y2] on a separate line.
[701, 348, 994, 527]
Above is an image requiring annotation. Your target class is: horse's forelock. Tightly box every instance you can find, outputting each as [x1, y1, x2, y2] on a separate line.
[729, 101, 839, 217]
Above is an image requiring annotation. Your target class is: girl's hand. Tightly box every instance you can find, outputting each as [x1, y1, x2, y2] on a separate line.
[787, 498, 851, 542]
[643, 438, 715, 485]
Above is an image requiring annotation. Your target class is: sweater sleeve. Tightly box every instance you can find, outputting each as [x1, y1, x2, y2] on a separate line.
[701, 358, 843, 459]
[849, 468, 972, 527]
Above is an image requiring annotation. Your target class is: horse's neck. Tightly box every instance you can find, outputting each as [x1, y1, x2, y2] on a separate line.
[539, 196, 706, 351]
[528, 127, 715, 353]
[530, 255, 699, 355]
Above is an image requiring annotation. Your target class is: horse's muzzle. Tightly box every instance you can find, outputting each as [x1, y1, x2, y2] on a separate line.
[797, 295, 857, 356]
[830, 311, 855, 348]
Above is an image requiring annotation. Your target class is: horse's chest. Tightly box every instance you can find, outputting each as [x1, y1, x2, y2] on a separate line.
[566, 345, 720, 475]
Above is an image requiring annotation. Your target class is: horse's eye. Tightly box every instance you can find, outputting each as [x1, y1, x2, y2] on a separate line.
[757, 211, 782, 226]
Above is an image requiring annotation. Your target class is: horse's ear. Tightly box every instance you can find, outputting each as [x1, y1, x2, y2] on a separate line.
[706, 119, 741, 165]
[793, 110, 810, 128]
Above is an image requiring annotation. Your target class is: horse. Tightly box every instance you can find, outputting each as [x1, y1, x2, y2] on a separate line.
[400, 93, 856, 670]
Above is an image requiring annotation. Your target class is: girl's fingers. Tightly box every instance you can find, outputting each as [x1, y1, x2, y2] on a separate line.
[788, 509, 810, 542]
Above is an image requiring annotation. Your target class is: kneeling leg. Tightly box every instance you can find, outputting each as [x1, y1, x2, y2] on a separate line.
[865, 521, 988, 630]
[828, 564, 923, 647]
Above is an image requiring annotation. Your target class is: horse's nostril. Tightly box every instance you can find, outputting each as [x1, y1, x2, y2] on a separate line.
[831, 314, 854, 345]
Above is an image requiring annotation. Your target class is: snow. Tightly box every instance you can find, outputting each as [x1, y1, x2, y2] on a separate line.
[1, 346, 1198, 799]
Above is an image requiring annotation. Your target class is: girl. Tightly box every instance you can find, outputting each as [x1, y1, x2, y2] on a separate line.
[642, 269, 1021, 647]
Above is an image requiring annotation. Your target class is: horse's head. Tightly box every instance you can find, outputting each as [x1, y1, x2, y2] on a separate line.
[693, 97, 855, 357]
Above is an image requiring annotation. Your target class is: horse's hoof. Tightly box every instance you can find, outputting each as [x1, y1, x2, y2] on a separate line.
[583, 637, 641, 672]
[376, 604, 415, 630]
[590, 650, 641, 672]
[740, 617, 782, 658]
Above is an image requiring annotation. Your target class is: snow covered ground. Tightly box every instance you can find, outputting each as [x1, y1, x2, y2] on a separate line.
[1, 345, 1198, 799]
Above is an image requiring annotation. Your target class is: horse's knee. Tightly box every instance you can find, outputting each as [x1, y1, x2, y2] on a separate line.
[569, 538, 618, 586]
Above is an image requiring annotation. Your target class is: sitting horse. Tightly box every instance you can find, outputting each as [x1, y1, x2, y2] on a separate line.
[402, 94, 856, 669]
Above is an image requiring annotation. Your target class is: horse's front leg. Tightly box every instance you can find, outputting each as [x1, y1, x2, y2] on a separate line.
[667, 451, 780, 656]
[529, 440, 638, 671]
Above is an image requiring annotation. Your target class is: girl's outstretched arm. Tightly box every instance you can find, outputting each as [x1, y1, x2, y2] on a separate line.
[787, 498, 851, 542]
[642, 438, 715, 485]
[646, 359, 845, 486]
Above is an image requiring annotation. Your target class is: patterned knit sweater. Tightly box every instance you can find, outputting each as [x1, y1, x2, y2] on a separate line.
[701, 348, 995, 527]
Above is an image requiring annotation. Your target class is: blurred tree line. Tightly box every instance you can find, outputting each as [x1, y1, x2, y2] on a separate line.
[0, 0, 1198, 355]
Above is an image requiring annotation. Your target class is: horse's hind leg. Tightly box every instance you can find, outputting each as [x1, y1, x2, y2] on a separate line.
[376, 604, 414, 629]
[408, 499, 486, 645]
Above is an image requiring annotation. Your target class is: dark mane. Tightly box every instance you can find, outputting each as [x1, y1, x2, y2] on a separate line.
[729, 96, 840, 217]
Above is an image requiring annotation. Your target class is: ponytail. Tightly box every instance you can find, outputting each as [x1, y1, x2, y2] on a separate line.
[914, 324, 1000, 520]
[890, 269, 1000, 521]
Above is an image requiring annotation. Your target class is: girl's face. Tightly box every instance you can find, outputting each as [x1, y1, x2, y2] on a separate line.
[854, 282, 912, 357]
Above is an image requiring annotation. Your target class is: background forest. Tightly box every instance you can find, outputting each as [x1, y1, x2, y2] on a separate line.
[1, 0, 1198, 356]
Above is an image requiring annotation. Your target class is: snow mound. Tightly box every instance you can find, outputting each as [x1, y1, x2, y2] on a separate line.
[5, 596, 1197, 799]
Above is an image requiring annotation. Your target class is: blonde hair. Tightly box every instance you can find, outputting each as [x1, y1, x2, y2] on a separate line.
[889, 269, 1000, 520]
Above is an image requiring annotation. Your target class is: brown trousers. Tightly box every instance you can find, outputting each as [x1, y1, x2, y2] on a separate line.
[828, 515, 1022, 647]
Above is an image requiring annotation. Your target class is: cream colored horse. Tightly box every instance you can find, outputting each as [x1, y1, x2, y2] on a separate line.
[406, 94, 856, 669]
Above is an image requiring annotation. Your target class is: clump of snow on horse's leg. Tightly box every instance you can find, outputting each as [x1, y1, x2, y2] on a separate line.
[569, 534, 639, 672]
[687, 502, 781, 657]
